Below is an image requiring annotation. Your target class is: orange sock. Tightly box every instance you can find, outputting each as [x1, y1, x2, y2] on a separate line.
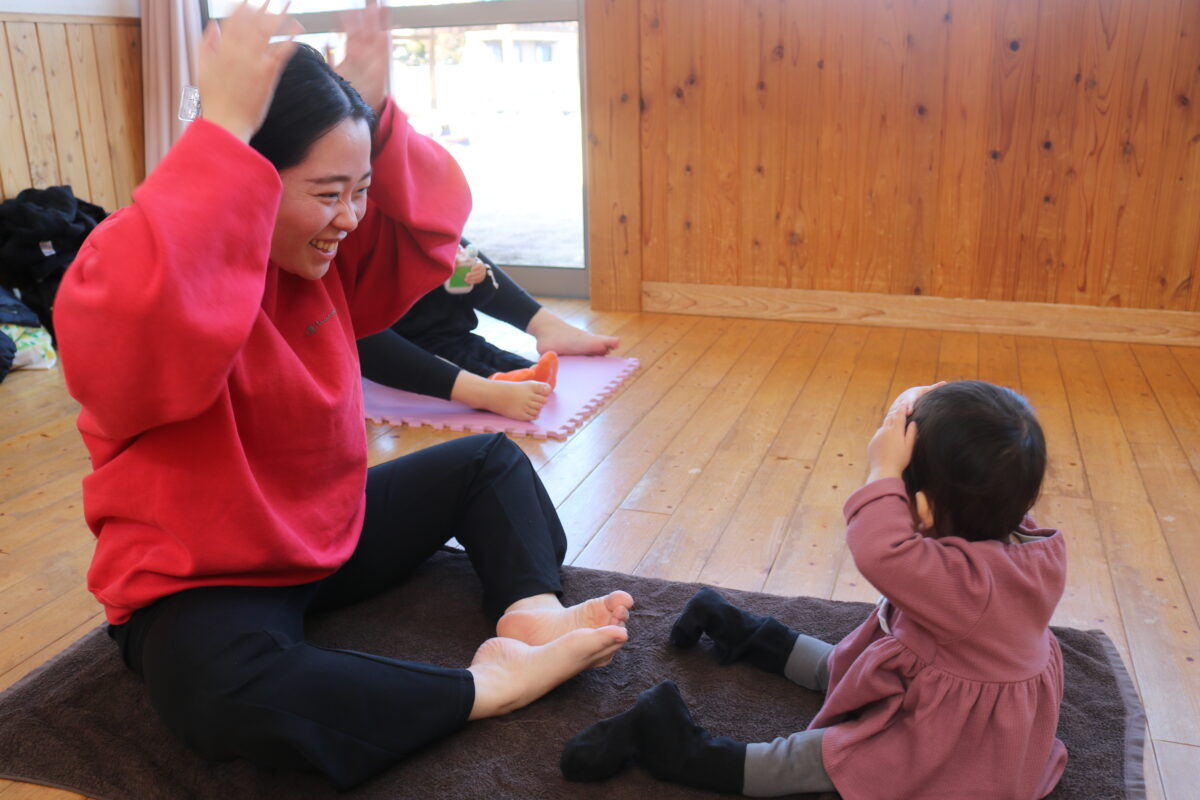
[488, 351, 558, 390]
[532, 351, 558, 390]
[488, 367, 535, 382]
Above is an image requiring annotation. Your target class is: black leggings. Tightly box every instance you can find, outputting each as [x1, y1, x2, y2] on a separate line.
[109, 434, 566, 789]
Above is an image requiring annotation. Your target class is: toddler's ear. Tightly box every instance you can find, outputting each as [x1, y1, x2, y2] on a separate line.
[915, 491, 935, 533]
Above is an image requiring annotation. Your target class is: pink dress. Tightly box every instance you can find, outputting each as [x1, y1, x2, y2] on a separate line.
[811, 478, 1068, 800]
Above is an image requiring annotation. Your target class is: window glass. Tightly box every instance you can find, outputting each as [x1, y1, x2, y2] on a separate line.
[208, 1, 527, 17]
[395, 23, 583, 267]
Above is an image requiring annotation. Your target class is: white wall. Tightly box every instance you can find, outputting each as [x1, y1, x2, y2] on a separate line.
[0, 0, 139, 16]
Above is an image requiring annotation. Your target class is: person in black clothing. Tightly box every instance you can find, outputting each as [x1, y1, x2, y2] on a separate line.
[358, 241, 619, 421]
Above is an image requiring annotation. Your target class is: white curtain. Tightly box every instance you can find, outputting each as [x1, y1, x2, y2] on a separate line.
[141, 0, 202, 173]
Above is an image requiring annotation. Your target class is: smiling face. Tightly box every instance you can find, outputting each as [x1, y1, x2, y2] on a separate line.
[269, 116, 373, 280]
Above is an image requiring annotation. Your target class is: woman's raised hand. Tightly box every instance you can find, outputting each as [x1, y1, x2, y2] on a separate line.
[198, 1, 303, 143]
[335, 0, 391, 113]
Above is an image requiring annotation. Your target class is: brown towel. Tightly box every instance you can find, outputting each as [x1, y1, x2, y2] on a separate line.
[0, 550, 1144, 799]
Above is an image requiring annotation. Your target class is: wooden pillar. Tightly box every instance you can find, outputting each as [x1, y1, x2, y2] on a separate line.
[583, 0, 642, 311]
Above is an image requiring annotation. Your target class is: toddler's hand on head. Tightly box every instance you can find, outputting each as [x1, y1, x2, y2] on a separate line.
[866, 405, 917, 483]
[889, 381, 946, 416]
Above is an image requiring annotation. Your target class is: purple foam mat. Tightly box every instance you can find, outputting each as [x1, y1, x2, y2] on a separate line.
[363, 355, 640, 440]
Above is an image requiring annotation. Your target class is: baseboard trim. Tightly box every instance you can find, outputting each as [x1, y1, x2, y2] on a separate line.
[642, 282, 1200, 347]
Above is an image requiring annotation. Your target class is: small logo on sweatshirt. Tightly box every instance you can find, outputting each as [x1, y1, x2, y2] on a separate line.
[305, 308, 337, 336]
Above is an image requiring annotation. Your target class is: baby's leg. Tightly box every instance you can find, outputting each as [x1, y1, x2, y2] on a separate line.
[671, 588, 834, 690]
[783, 634, 835, 692]
[744, 729, 836, 796]
[561, 680, 745, 793]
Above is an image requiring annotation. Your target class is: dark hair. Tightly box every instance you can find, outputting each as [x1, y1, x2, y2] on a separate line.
[249, 43, 378, 171]
[902, 381, 1046, 543]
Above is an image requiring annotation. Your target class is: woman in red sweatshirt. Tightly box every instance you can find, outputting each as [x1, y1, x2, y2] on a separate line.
[53, 2, 632, 789]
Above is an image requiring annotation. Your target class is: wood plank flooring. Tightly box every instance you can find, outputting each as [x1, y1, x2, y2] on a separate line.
[1, 299, 1197, 798]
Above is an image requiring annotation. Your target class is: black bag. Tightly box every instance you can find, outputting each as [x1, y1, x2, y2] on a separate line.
[0, 185, 107, 339]
[0, 327, 14, 383]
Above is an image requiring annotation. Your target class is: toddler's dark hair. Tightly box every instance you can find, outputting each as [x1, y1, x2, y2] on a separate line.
[902, 381, 1045, 542]
[250, 43, 378, 171]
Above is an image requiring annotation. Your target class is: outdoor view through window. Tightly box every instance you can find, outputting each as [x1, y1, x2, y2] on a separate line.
[206, 1, 585, 269]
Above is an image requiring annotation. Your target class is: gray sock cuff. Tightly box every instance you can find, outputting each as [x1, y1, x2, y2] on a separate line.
[743, 728, 835, 796]
[783, 633, 834, 691]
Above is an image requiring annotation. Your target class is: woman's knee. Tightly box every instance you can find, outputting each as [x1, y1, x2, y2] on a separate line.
[478, 430, 522, 461]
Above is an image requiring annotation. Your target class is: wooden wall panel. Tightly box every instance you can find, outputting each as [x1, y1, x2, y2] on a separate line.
[585, 0, 1200, 313]
[637, 0, 668, 285]
[7, 22, 59, 191]
[0, 25, 34, 198]
[0, 16, 141, 210]
[65, 23, 118, 213]
[931, 1, 993, 300]
[583, 0, 643, 310]
[91, 24, 142, 209]
[37, 23, 91, 201]
[1147, 0, 1200, 312]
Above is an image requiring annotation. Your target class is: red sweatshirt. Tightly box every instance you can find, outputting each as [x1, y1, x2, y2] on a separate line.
[55, 99, 471, 624]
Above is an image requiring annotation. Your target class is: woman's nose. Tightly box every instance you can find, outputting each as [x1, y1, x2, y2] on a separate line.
[333, 198, 359, 232]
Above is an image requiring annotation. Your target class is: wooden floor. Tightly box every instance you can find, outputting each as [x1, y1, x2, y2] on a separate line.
[1, 299, 1198, 799]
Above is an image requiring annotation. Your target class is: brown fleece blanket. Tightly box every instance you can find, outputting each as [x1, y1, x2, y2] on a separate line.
[0, 551, 1144, 799]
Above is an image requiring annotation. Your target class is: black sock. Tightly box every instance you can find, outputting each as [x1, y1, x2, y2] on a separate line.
[562, 681, 746, 795]
[670, 588, 800, 674]
[560, 693, 643, 782]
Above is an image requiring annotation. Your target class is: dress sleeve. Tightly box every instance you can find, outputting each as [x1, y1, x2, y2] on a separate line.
[53, 120, 281, 441]
[842, 478, 993, 642]
[335, 98, 472, 337]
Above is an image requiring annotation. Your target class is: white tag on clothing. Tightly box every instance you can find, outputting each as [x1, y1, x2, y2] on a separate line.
[38, 240, 55, 257]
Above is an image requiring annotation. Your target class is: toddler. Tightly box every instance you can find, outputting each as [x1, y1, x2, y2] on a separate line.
[563, 380, 1068, 799]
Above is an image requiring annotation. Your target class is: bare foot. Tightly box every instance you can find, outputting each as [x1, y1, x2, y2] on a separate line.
[467, 627, 628, 720]
[497, 591, 635, 646]
[451, 371, 551, 421]
[481, 379, 550, 420]
[526, 309, 620, 356]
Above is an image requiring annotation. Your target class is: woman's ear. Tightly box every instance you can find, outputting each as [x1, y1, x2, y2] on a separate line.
[915, 491, 935, 533]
